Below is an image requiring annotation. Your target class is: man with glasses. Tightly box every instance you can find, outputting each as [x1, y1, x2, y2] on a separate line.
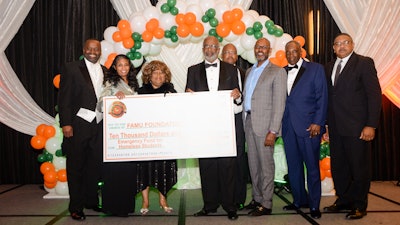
[242, 38, 287, 216]
[186, 36, 241, 220]
[323, 33, 381, 220]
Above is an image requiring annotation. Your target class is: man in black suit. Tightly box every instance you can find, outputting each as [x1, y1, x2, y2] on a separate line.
[221, 43, 248, 211]
[186, 36, 241, 220]
[58, 39, 105, 220]
[323, 33, 382, 220]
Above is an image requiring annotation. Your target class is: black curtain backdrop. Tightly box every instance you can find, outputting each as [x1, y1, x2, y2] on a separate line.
[1, 0, 399, 184]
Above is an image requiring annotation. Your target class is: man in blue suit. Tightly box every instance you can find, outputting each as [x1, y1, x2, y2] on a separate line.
[281, 40, 328, 219]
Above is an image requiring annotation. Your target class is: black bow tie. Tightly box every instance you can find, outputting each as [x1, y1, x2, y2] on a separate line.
[287, 65, 298, 71]
[205, 63, 217, 68]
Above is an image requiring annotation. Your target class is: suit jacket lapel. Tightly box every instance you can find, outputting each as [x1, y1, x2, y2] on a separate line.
[291, 66, 305, 91]
[78, 60, 96, 94]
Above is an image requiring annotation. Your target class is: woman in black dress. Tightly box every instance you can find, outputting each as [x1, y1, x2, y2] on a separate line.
[137, 60, 177, 215]
[97, 54, 140, 217]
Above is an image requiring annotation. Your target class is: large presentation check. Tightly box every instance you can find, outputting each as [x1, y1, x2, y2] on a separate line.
[103, 91, 237, 162]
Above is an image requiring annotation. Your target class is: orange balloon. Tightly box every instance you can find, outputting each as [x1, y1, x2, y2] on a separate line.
[146, 18, 159, 32]
[190, 22, 204, 37]
[141, 30, 154, 42]
[36, 124, 47, 136]
[222, 11, 234, 24]
[320, 168, 326, 181]
[30, 135, 47, 150]
[53, 74, 60, 89]
[117, 19, 130, 30]
[107, 53, 117, 61]
[104, 59, 113, 69]
[57, 169, 67, 182]
[301, 48, 307, 58]
[176, 24, 190, 37]
[43, 125, 56, 138]
[294, 35, 306, 47]
[184, 12, 196, 25]
[280, 58, 288, 67]
[112, 31, 122, 42]
[153, 27, 165, 39]
[231, 8, 243, 20]
[320, 157, 331, 170]
[122, 37, 134, 49]
[231, 20, 245, 35]
[40, 162, 55, 175]
[44, 170, 57, 183]
[216, 22, 231, 38]
[275, 50, 286, 60]
[175, 13, 185, 25]
[44, 181, 57, 189]
[269, 57, 280, 66]
[119, 28, 132, 39]
[324, 169, 332, 178]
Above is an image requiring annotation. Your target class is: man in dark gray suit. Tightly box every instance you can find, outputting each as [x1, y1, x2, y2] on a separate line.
[243, 38, 287, 216]
[186, 36, 241, 220]
[323, 33, 381, 220]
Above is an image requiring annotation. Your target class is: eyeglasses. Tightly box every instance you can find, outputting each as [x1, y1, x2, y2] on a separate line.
[222, 51, 237, 55]
[203, 45, 218, 49]
[255, 45, 270, 50]
[333, 40, 351, 47]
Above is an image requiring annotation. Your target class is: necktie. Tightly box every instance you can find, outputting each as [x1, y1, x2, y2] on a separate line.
[334, 60, 342, 86]
[287, 64, 298, 71]
[205, 63, 217, 68]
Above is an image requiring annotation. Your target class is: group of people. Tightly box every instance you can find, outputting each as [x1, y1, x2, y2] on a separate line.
[58, 32, 381, 221]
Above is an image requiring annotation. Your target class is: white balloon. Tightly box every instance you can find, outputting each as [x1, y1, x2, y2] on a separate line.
[45, 137, 61, 155]
[52, 124, 62, 138]
[224, 33, 239, 42]
[263, 32, 277, 50]
[132, 57, 144, 68]
[241, 14, 255, 28]
[137, 41, 151, 56]
[179, 34, 192, 44]
[129, 14, 147, 34]
[321, 177, 334, 193]
[113, 42, 130, 55]
[100, 56, 107, 66]
[103, 26, 118, 42]
[214, 2, 230, 22]
[101, 40, 115, 58]
[175, 0, 188, 14]
[246, 10, 259, 19]
[148, 44, 162, 56]
[231, 37, 244, 55]
[44, 185, 55, 193]
[152, 37, 165, 45]
[159, 13, 177, 30]
[164, 38, 180, 48]
[240, 34, 257, 51]
[274, 33, 293, 51]
[54, 114, 60, 126]
[185, 4, 204, 21]
[53, 156, 66, 170]
[155, 0, 167, 11]
[200, 0, 216, 12]
[143, 6, 160, 21]
[256, 15, 270, 27]
[55, 181, 69, 196]
[191, 35, 204, 43]
[202, 22, 212, 36]
[245, 49, 257, 64]
[185, 0, 200, 5]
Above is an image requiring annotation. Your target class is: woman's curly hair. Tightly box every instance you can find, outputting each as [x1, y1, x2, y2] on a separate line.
[141, 60, 172, 84]
[104, 54, 139, 91]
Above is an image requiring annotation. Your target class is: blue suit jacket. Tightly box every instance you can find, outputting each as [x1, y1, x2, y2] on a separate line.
[282, 60, 328, 137]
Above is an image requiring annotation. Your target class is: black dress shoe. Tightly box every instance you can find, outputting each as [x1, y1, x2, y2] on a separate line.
[310, 209, 321, 219]
[71, 211, 86, 220]
[193, 208, 217, 217]
[248, 206, 272, 216]
[244, 199, 261, 210]
[323, 203, 351, 212]
[346, 209, 366, 220]
[227, 211, 238, 220]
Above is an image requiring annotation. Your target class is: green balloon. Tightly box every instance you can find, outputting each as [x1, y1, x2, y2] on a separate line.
[170, 26, 177, 34]
[127, 52, 135, 60]
[208, 28, 217, 36]
[274, 27, 283, 37]
[46, 153, 53, 162]
[167, 0, 176, 7]
[132, 32, 141, 41]
[246, 27, 254, 35]
[253, 22, 263, 32]
[319, 151, 327, 160]
[37, 154, 46, 163]
[79, 55, 84, 60]
[134, 52, 142, 60]
[201, 15, 210, 23]
[171, 34, 178, 42]
[170, 6, 179, 15]
[207, 8, 216, 18]
[217, 36, 223, 42]
[267, 26, 276, 35]
[254, 31, 263, 39]
[164, 30, 171, 38]
[134, 41, 142, 49]
[55, 149, 63, 157]
[209, 18, 219, 27]
[265, 20, 275, 28]
[161, 4, 170, 13]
